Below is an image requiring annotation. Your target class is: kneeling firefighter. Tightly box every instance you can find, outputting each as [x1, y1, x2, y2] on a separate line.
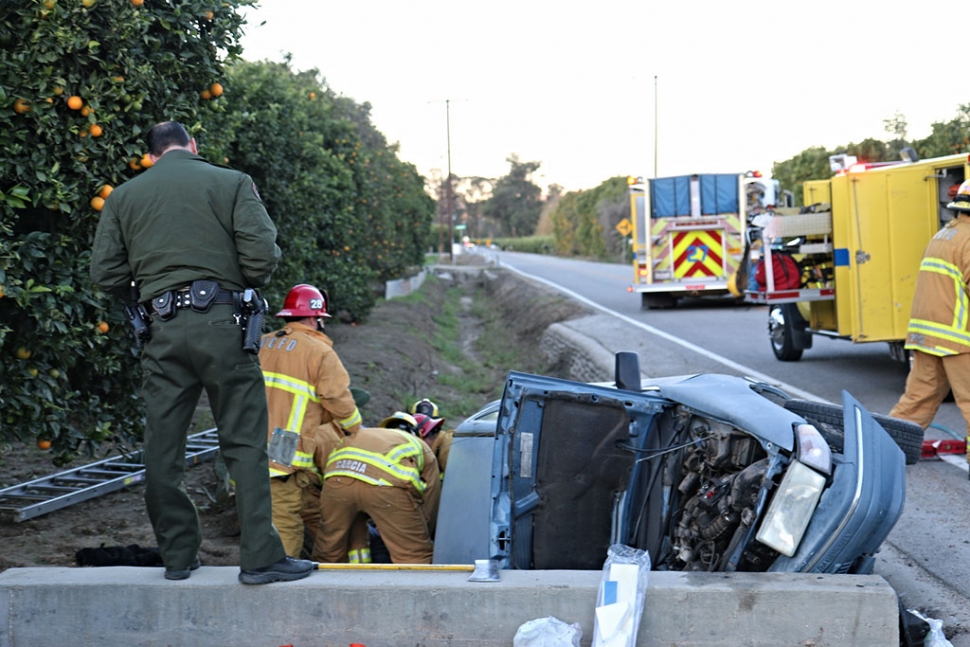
[312, 425, 440, 564]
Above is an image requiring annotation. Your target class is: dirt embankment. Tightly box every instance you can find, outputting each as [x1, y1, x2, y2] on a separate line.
[0, 262, 588, 572]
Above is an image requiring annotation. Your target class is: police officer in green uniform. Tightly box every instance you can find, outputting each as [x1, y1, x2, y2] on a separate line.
[90, 121, 314, 584]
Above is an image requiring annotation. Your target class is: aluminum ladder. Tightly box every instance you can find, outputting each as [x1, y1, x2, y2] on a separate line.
[0, 428, 220, 522]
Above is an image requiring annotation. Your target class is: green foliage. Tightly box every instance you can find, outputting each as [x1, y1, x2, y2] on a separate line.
[915, 103, 970, 159]
[481, 155, 543, 237]
[0, 0, 253, 459]
[550, 176, 628, 259]
[773, 105, 970, 205]
[203, 59, 435, 320]
[1, 5, 436, 457]
[489, 235, 555, 254]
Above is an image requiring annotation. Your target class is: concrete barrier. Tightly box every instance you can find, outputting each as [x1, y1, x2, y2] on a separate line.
[0, 566, 898, 646]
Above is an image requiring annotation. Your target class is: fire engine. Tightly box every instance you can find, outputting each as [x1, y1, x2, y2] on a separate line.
[628, 172, 790, 309]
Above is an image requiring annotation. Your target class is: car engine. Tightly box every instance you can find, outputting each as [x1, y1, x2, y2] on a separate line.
[664, 414, 779, 571]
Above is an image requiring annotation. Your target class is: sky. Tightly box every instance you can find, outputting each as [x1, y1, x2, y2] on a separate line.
[239, 1, 967, 194]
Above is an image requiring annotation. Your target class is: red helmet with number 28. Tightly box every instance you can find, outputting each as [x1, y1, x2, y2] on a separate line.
[275, 284, 331, 318]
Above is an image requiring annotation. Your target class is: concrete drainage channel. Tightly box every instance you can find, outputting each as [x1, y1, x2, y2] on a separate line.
[0, 264, 903, 646]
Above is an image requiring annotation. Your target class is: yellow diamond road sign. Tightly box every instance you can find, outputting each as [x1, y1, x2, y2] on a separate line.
[616, 218, 632, 236]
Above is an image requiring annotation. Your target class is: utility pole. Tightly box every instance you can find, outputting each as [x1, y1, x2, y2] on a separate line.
[446, 98, 454, 264]
[654, 75, 658, 179]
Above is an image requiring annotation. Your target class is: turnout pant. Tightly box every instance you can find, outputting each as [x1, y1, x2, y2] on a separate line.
[890, 351, 970, 442]
[141, 303, 286, 571]
[313, 476, 434, 564]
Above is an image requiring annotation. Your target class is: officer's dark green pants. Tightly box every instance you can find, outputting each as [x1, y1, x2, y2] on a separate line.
[140, 303, 286, 571]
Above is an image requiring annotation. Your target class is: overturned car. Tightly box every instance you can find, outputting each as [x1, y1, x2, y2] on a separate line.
[433, 352, 912, 574]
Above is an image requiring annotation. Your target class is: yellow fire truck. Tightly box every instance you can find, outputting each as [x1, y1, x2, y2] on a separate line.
[628, 172, 789, 309]
[746, 152, 969, 362]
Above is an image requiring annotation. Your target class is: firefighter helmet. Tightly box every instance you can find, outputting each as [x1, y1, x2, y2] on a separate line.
[275, 284, 331, 318]
[947, 180, 970, 213]
[378, 411, 418, 435]
[409, 398, 439, 418]
[412, 413, 445, 439]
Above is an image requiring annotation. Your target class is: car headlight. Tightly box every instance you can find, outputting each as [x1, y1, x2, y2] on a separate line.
[755, 460, 826, 557]
[795, 423, 831, 475]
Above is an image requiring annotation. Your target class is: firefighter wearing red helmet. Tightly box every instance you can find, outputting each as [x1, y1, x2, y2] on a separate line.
[411, 407, 453, 477]
[890, 178, 970, 469]
[259, 283, 363, 557]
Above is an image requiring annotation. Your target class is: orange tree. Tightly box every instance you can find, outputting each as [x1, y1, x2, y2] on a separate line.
[0, 0, 253, 461]
[202, 58, 434, 320]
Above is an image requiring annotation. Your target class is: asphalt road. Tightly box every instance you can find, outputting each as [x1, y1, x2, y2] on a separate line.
[481, 248, 970, 644]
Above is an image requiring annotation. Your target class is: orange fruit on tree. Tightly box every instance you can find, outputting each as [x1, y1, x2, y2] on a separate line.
[67, 95, 83, 110]
[210, 82, 223, 97]
[140, 154, 153, 168]
[199, 89, 212, 100]
[97, 321, 109, 334]
[131, 0, 144, 5]
[13, 99, 31, 114]
[129, 157, 141, 170]
[91, 196, 105, 211]
[89, 124, 103, 137]
[37, 439, 52, 450]
[99, 184, 113, 199]
[16, 347, 32, 360]
[204, 10, 214, 19]
[80, 105, 92, 117]
[79, 129, 88, 137]
[81, 0, 95, 7]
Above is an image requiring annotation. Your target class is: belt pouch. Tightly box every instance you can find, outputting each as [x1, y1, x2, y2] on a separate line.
[152, 291, 176, 321]
[189, 279, 219, 312]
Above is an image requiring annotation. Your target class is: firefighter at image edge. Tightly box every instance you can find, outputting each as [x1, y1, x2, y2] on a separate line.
[889, 178, 970, 476]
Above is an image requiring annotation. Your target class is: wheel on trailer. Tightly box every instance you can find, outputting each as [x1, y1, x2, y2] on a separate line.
[768, 304, 803, 361]
[782, 399, 923, 465]
[642, 293, 677, 310]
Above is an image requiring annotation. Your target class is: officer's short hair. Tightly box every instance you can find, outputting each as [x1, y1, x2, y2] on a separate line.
[147, 121, 191, 156]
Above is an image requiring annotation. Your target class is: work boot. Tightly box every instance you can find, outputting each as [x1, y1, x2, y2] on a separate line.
[238, 556, 314, 585]
[164, 556, 201, 581]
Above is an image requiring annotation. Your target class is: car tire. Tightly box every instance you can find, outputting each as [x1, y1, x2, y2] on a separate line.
[768, 304, 803, 361]
[783, 399, 923, 465]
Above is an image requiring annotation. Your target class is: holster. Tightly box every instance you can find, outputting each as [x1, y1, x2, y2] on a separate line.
[189, 279, 220, 313]
[151, 291, 176, 321]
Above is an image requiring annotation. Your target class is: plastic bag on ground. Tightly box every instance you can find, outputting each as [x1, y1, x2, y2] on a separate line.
[592, 544, 651, 647]
[513, 616, 582, 647]
[908, 610, 953, 647]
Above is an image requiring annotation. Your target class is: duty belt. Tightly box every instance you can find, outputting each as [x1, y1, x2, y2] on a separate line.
[171, 286, 236, 309]
[147, 280, 239, 320]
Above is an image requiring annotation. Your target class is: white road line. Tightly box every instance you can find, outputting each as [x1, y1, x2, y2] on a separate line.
[501, 261, 830, 403]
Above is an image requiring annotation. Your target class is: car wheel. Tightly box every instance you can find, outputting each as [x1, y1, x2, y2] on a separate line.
[768, 304, 803, 361]
[783, 399, 923, 465]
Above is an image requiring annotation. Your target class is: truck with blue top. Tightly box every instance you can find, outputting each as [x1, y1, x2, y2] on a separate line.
[627, 172, 788, 309]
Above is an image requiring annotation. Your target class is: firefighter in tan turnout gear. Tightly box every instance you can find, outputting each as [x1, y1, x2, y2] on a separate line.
[410, 398, 454, 476]
[313, 424, 440, 564]
[890, 179, 970, 472]
[259, 284, 362, 557]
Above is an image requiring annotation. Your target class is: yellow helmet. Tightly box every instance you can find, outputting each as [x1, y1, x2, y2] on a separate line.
[378, 411, 418, 435]
[408, 398, 439, 418]
[947, 179, 970, 213]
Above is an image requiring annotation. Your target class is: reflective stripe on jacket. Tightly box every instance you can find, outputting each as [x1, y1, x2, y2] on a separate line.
[324, 427, 439, 498]
[905, 216, 970, 357]
[260, 322, 361, 477]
